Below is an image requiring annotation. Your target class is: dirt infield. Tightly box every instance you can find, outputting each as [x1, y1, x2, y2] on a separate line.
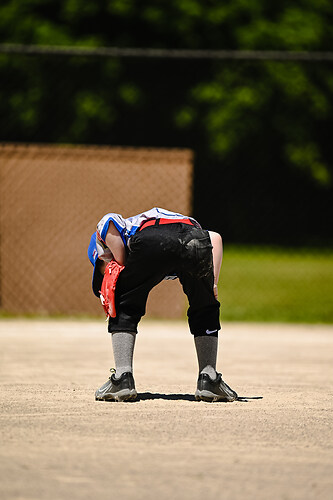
[0, 319, 332, 500]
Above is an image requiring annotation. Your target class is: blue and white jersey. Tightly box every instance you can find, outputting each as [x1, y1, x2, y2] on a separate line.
[96, 207, 199, 253]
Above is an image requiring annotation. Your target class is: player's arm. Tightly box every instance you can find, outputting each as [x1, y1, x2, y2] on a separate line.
[208, 231, 223, 299]
[104, 221, 127, 266]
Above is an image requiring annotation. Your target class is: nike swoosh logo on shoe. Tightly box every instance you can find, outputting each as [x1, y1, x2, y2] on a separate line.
[98, 383, 114, 396]
[206, 329, 217, 335]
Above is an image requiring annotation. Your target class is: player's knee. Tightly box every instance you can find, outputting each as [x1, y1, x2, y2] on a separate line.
[187, 303, 220, 337]
[108, 311, 140, 334]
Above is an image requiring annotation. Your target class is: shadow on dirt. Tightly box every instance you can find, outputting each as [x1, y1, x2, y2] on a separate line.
[136, 393, 263, 402]
[138, 392, 196, 401]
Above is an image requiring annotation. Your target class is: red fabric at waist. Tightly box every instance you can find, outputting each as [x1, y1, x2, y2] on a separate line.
[139, 218, 194, 231]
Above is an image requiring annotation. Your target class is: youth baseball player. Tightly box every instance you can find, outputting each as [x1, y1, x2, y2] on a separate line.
[88, 207, 237, 403]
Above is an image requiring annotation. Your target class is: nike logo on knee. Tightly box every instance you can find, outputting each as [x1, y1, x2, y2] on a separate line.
[206, 329, 218, 335]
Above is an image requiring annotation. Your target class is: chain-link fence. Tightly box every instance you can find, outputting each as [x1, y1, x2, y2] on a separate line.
[0, 47, 332, 323]
[0, 143, 193, 318]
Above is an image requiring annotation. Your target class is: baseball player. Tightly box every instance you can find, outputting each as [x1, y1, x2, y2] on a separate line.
[87, 207, 237, 403]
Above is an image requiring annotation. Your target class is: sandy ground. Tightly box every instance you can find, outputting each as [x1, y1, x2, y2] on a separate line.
[0, 319, 332, 500]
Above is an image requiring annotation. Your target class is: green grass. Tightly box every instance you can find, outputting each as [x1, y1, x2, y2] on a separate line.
[220, 246, 333, 323]
[1, 246, 332, 324]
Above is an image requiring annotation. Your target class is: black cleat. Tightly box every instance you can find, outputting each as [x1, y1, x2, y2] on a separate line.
[95, 370, 137, 402]
[195, 372, 238, 402]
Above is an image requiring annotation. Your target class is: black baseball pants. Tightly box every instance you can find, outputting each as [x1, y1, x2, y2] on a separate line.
[108, 222, 220, 337]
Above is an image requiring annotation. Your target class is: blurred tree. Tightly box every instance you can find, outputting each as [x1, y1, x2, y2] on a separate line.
[0, 0, 332, 244]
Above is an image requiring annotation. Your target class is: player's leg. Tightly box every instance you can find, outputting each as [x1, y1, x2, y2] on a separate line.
[109, 228, 174, 333]
[177, 227, 237, 402]
[194, 335, 218, 380]
[181, 293, 237, 401]
[96, 229, 174, 401]
[111, 331, 136, 377]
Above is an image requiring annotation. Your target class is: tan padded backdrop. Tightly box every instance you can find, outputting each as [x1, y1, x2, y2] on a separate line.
[0, 143, 193, 318]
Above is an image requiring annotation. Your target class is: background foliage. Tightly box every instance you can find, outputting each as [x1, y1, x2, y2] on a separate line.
[0, 0, 333, 245]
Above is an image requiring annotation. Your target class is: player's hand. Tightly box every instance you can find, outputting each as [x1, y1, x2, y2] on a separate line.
[213, 284, 219, 299]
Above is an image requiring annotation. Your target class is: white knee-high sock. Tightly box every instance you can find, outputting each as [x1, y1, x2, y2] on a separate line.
[194, 336, 218, 380]
[111, 331, 136, 378]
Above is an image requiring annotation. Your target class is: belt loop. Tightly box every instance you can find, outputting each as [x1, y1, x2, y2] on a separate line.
[154, 219, 159, 226]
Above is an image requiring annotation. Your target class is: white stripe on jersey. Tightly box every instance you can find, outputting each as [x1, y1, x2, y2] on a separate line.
[96, 207, 199, 248]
